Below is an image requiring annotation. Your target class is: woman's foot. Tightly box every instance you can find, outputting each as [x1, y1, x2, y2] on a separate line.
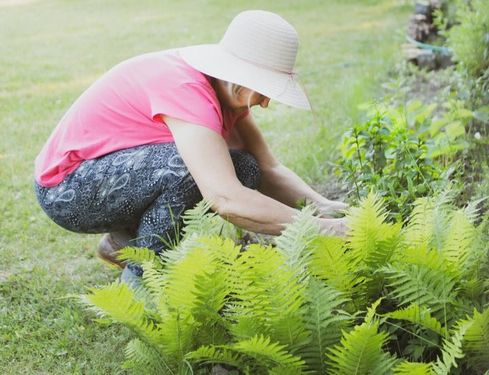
[97, 232, 133, 268]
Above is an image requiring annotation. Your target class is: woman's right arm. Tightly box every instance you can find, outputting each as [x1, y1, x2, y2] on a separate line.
[164, 116, 346, 236]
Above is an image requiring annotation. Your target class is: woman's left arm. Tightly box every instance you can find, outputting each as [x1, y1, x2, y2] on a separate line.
[233, 113, 348, 217]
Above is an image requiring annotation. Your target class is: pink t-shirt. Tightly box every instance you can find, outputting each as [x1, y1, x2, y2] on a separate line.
[35, 49, 248, 187]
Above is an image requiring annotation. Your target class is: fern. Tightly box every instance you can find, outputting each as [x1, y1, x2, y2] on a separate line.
[382, 263, 457, 318]
[309, 236, 361, 295]
[274, 205, 320, 271]
[81, 282, 161, 346]
[191, 270, 230, 347]
[185, 344, 245, 370]
[188, 335, 305, 374]
[405, 192, 454, 252]
[393, 361, 434, 374]
[228, 244, 307, 348]
[81, 195, 489, 374]
[347, 192, 397, 267]
[140, 261, 169, 318]
[163, 246, 216, 313]
[463, 308, 489, 372]
[181, 200, 236, 240]
[432, 321, 471, 375]
[384, 303, 444, 336]
[123, 338, 173, 375]
[299, 278, 352, 372]
[346, 193, 403, 302]
[228, 334, 305, 372]
[117, 246, 163, 269]
[326, 320, 397, 375]
[441, 208, 477, 271]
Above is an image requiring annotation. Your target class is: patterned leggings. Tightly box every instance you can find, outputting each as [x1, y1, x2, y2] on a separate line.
[35, 143, 260, 263]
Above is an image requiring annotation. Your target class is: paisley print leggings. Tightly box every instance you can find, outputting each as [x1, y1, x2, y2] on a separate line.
[35, 143, 260, 269]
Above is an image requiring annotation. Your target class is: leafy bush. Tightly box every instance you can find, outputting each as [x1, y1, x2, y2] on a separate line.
[445, 0, 489, 79]
[81, 196, 489, 374]
[336, 108, 438, 221]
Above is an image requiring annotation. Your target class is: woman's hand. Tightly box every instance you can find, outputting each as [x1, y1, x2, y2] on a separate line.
[319, 217, 349, 237]
[316, 199, 349, 218]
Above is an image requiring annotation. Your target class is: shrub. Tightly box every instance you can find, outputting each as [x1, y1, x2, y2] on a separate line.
[445, 0, 489, 79]
[81, 196, 489, 374]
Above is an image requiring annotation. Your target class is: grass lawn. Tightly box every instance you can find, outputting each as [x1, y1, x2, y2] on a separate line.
[0, 0, 409, 373]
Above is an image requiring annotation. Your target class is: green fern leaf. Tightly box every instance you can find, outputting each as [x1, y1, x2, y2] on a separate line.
[441, 209, 476, 271]
[300, 278, 352, 373]
[347, 192, 387, 260]
[309, 236, 361, 295]
[228, 244, 307, 348]
[393, 361, 434, 374]
[347, 192, 402, 270]
[117, 246, 163, 269]
[406, 194, 453, 252]
[463, 307, 489, 372]
[191, 270, 230, 347]
[432, 320, 471, 375]
[274, 205, 320, 270]
[140, 261, 169, 318]
[228, 334, 305, 371]
[157, 310, 195, 363]
[382, 263, 457, 317]
[123, 338, 174, 375]
[164, 245, 216, 313]
[81, 282, 161, 345]
[185, 344, 245, 370]
[384, 303, 444, 336]
[181, 200, 237, 240]
[326, 320, 396, 375]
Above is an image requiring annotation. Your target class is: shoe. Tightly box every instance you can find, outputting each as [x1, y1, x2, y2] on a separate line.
[97, 232, 132, 269]
[119, 265, 142, 290]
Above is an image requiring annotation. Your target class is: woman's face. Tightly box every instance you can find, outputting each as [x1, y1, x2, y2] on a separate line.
[212, 79, 270, 111]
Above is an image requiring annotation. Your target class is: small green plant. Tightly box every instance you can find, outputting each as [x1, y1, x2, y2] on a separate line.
[81, 195, 489, 374]
[336, 107, 445, 221]
[444, 0, 489, 79]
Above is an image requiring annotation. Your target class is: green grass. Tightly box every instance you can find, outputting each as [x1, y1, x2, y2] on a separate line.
[0, 0, 409, 373]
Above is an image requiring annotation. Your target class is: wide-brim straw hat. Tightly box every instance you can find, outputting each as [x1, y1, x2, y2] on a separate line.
[180, 10, 311, 110]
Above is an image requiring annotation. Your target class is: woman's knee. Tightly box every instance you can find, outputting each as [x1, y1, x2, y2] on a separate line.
[229, 149, 261, 189]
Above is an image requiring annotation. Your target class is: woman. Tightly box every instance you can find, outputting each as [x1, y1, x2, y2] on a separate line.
[34, 10, 348, 282]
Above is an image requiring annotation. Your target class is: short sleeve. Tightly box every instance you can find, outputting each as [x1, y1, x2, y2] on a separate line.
[148, 82, 223, 134]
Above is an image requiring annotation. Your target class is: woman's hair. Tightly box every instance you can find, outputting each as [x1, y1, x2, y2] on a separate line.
[226, 81, 254, 109]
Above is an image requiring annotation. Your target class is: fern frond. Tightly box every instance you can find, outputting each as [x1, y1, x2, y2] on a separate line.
[164, 245, 216, 313]
[347, 193, 402, 271]
[117, 246, 162, 269]
[326, 320, 396, 375]
[141, 261, 169, 318]
[228, 244, 307, 348]
[347, 192, 387, 259]
[441, 208, 476, 271]
[382, 263, 457, 317]
[406, 194, 453, 252]
[81, 282, 161, 345]
[123, 338, 173, 375]
[158, 310, 195, 362]
[393, 361, 434, 375]
[229, 334, 306, 371]
[274, 205, 320, 270]
[463, 307, 489, 372]
[185, 344, 244, 370]
[191, 270, 230, 347]
[181, 200, 236, 240]
[384, 303, 444, 336]
[309, 236, 361, 295]
[300, 278, 352, 373]
[432, 320, 470, 375]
